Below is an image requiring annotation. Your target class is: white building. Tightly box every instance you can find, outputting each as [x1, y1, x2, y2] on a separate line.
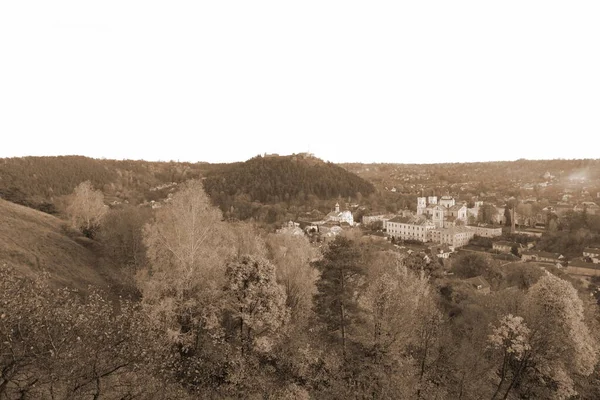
[385, 216, 436, 243]
[428, 227, 475, 249]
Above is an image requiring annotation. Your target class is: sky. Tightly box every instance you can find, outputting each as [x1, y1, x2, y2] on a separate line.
[1, 1, 599, 164]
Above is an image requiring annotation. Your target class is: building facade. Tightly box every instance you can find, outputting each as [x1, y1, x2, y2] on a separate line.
[385, 216, 436, 242]
[428, 227, 475, 249]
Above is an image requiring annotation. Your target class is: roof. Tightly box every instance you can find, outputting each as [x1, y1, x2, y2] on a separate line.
[431, 226, 472, 234]
[388, 216, 432, 226]
[449, 204, 466, 211]
[388, 216, 411, 223]
[568, 259, 600, 270]
[465, 276, 491, 290]
[467, 224, 502, 229]
[522, 250, 563, 260]
[494, 241, 518, 247]
[583, 247, 600, 255]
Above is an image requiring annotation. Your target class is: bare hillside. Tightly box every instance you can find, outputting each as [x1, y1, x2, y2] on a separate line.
[0, 199, 125, 293]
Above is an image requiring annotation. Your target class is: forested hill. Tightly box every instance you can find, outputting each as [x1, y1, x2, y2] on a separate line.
[203, 154, 375, 204]
[0, 156, 216, 211]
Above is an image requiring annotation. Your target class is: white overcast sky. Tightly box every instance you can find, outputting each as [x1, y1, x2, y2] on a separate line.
[1, 1, 599, 164]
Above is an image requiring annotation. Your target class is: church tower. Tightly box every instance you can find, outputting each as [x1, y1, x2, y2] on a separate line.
[335, 202, 340, 213]
[417, 197, 427, 215]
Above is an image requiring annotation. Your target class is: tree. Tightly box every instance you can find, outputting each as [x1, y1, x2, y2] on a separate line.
[138, 180, 235, 355]
[360, 253, 443, 398]
[98, 205, 151, 274]
[313, 236, 366, 359]
[504, 206, 512, 227]
[66, 180, 107, 238]
[265, 233, 318, 325]
[0, 264, 163, 399]
[478, 204, 499, 225]
[488, 314, 532, 400]
[451, 252, 492, 279]
[490, 273, 599, 399]
[222, 256, 289, 355]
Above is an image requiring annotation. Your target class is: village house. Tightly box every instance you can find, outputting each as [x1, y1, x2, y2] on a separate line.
[521, 250, 564, 264]
[582, 247, 600, 263]
[429, 244, 452, 259]
[566, 259, 600, 277]
[493, 241, 519, 254]
[465, 276, 491, 294]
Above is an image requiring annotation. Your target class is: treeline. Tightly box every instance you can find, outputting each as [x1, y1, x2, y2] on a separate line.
[0, 156, 214, 211]
[3, 180, 599, 399]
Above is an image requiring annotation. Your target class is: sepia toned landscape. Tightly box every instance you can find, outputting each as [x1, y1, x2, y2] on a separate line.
[2, 1, 600, 398]
[1, 154, 600, 399]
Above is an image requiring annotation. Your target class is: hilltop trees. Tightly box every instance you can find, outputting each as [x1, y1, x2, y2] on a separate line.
[66, 181, 107, 237]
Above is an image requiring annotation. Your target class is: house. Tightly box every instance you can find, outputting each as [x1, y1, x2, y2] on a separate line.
[326, 203, 354, 226]
[493, 241, 519, 254]
[583, 247, 600, 263]
[385, 216, 436, 243]
[465, 224, 503, 238]
[521, 250, 564, 264]
[566, 258, 600, 277]
[429, 244, 452, 259]
[465, 276, 491, 294]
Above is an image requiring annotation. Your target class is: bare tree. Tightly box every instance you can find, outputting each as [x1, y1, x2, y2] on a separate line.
[66, 181, 107, 237]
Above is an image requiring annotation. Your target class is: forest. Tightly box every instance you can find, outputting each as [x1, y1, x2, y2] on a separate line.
[1, 179, 599, 399]
[0, 155, 377, 224]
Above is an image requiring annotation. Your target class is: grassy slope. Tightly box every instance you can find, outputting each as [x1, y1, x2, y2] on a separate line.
[0, 199, 126, 293]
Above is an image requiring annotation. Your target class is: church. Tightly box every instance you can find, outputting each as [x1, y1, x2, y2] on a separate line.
[325, 202, 355, 226]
